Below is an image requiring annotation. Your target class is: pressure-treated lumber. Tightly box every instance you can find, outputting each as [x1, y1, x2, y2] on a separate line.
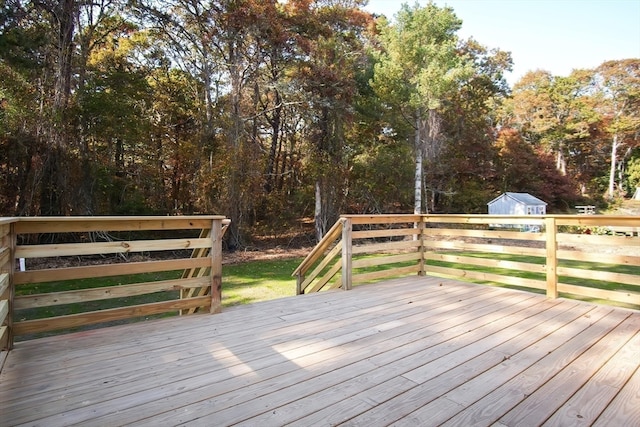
[15, 238, 211, 258]
[13, 297, 210, 335]
[13, 216, 225, 234]
[8, 217, 228, 341]
[14, 257, 211, 285]
[295, 214, 639, 303]
[2, 277, 638, 426]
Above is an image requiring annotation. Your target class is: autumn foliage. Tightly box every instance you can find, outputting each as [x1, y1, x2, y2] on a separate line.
[494, 129, 578, 209]
[0, 1, 638, 246]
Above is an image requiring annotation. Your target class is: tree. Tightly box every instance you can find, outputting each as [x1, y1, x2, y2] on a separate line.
[289, 0, 370, 240]
[0, 1, 46, 215]
[21, 0, 79, 215]
[372, 2, 472, 214]
[626, 152, 640, 193]
[36, 0, 128, 215]
[593, 59, 640, 199]
[505, 69, 597, 178]
[494, 129, 578, 210]
[133, 0, 284, 247]
[0, 0, 138, 215]
[504, 69, 600, 198]
[436, 38, 512, 213]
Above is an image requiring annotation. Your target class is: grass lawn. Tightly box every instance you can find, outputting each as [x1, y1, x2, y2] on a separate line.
[222, 258, 301, 306]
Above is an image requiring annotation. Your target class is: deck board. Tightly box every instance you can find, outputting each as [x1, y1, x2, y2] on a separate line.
[1, 276, 639, 427]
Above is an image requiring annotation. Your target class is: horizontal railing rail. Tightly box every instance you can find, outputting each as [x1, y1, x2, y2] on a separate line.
[294, 214, 640, 310]
[2, 216, 228, 349]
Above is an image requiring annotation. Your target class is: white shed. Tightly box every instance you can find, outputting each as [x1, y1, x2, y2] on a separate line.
[487, 192, 547, 215]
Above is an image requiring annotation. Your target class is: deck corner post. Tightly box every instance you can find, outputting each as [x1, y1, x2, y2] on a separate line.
[0, 220, 16, 353]
[545, 216, 558, 299]
[210, 218, 223, 314]
[341, 217, 353, 291]
[8, 221, 15, 350]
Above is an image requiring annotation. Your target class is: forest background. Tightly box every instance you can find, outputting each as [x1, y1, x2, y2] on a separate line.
[1, 0, 639, 249]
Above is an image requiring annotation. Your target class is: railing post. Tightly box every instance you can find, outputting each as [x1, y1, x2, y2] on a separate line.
[418, 215, 426, 276]
[210, 219, 223, 313]
[341, 218, 352, 291]
[296, 273, 303, 295]
[545, 216, 558, 299]
[8, 222, 14, 350]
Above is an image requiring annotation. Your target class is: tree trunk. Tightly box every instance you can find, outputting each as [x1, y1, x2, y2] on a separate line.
[53, 0, 75, 114]
[414, 134, 423, 215]
[414, 112, 426, 215]
[414, 109, 445, 214]
[556, 148, 567, 176]
[313, 105, 344, 242]
[264, 89, 282, 193]
[40, 148, 63, 215]
[224, 40, 244, 250]
[608, 133, 618, 199]
[314, 180, 324, 242]
[40, 0, 77, 215]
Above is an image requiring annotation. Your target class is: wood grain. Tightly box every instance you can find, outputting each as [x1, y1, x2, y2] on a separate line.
[14, 276, 210, 309]
[14, 257, 211, 285]
[15, 237, 211, 258]
[426, 227, 546, 241]
[1, 278, 638, 426]
[13, 216, 224, 234]
[352, 252, 421, 269]
[13, 296, 210, 335]
[0, 300, 8, 326]
[0, 273, 9, 299]
[426, 252, 546, 274]
[427, 239, 546, 257]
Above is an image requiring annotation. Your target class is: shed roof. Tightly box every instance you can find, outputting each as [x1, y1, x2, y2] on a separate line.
[488, 192, 547, 206]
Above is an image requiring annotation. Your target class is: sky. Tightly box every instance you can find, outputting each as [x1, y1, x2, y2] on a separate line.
[364, 0, 640, 86]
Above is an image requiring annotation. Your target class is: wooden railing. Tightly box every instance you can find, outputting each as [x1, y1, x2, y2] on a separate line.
[0, 216, 229, 354]
[294, 214, 640, 309]
[0, 218, 17, 370]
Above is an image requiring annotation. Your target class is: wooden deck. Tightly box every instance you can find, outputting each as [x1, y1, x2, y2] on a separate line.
[1, 276, 639, 426]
